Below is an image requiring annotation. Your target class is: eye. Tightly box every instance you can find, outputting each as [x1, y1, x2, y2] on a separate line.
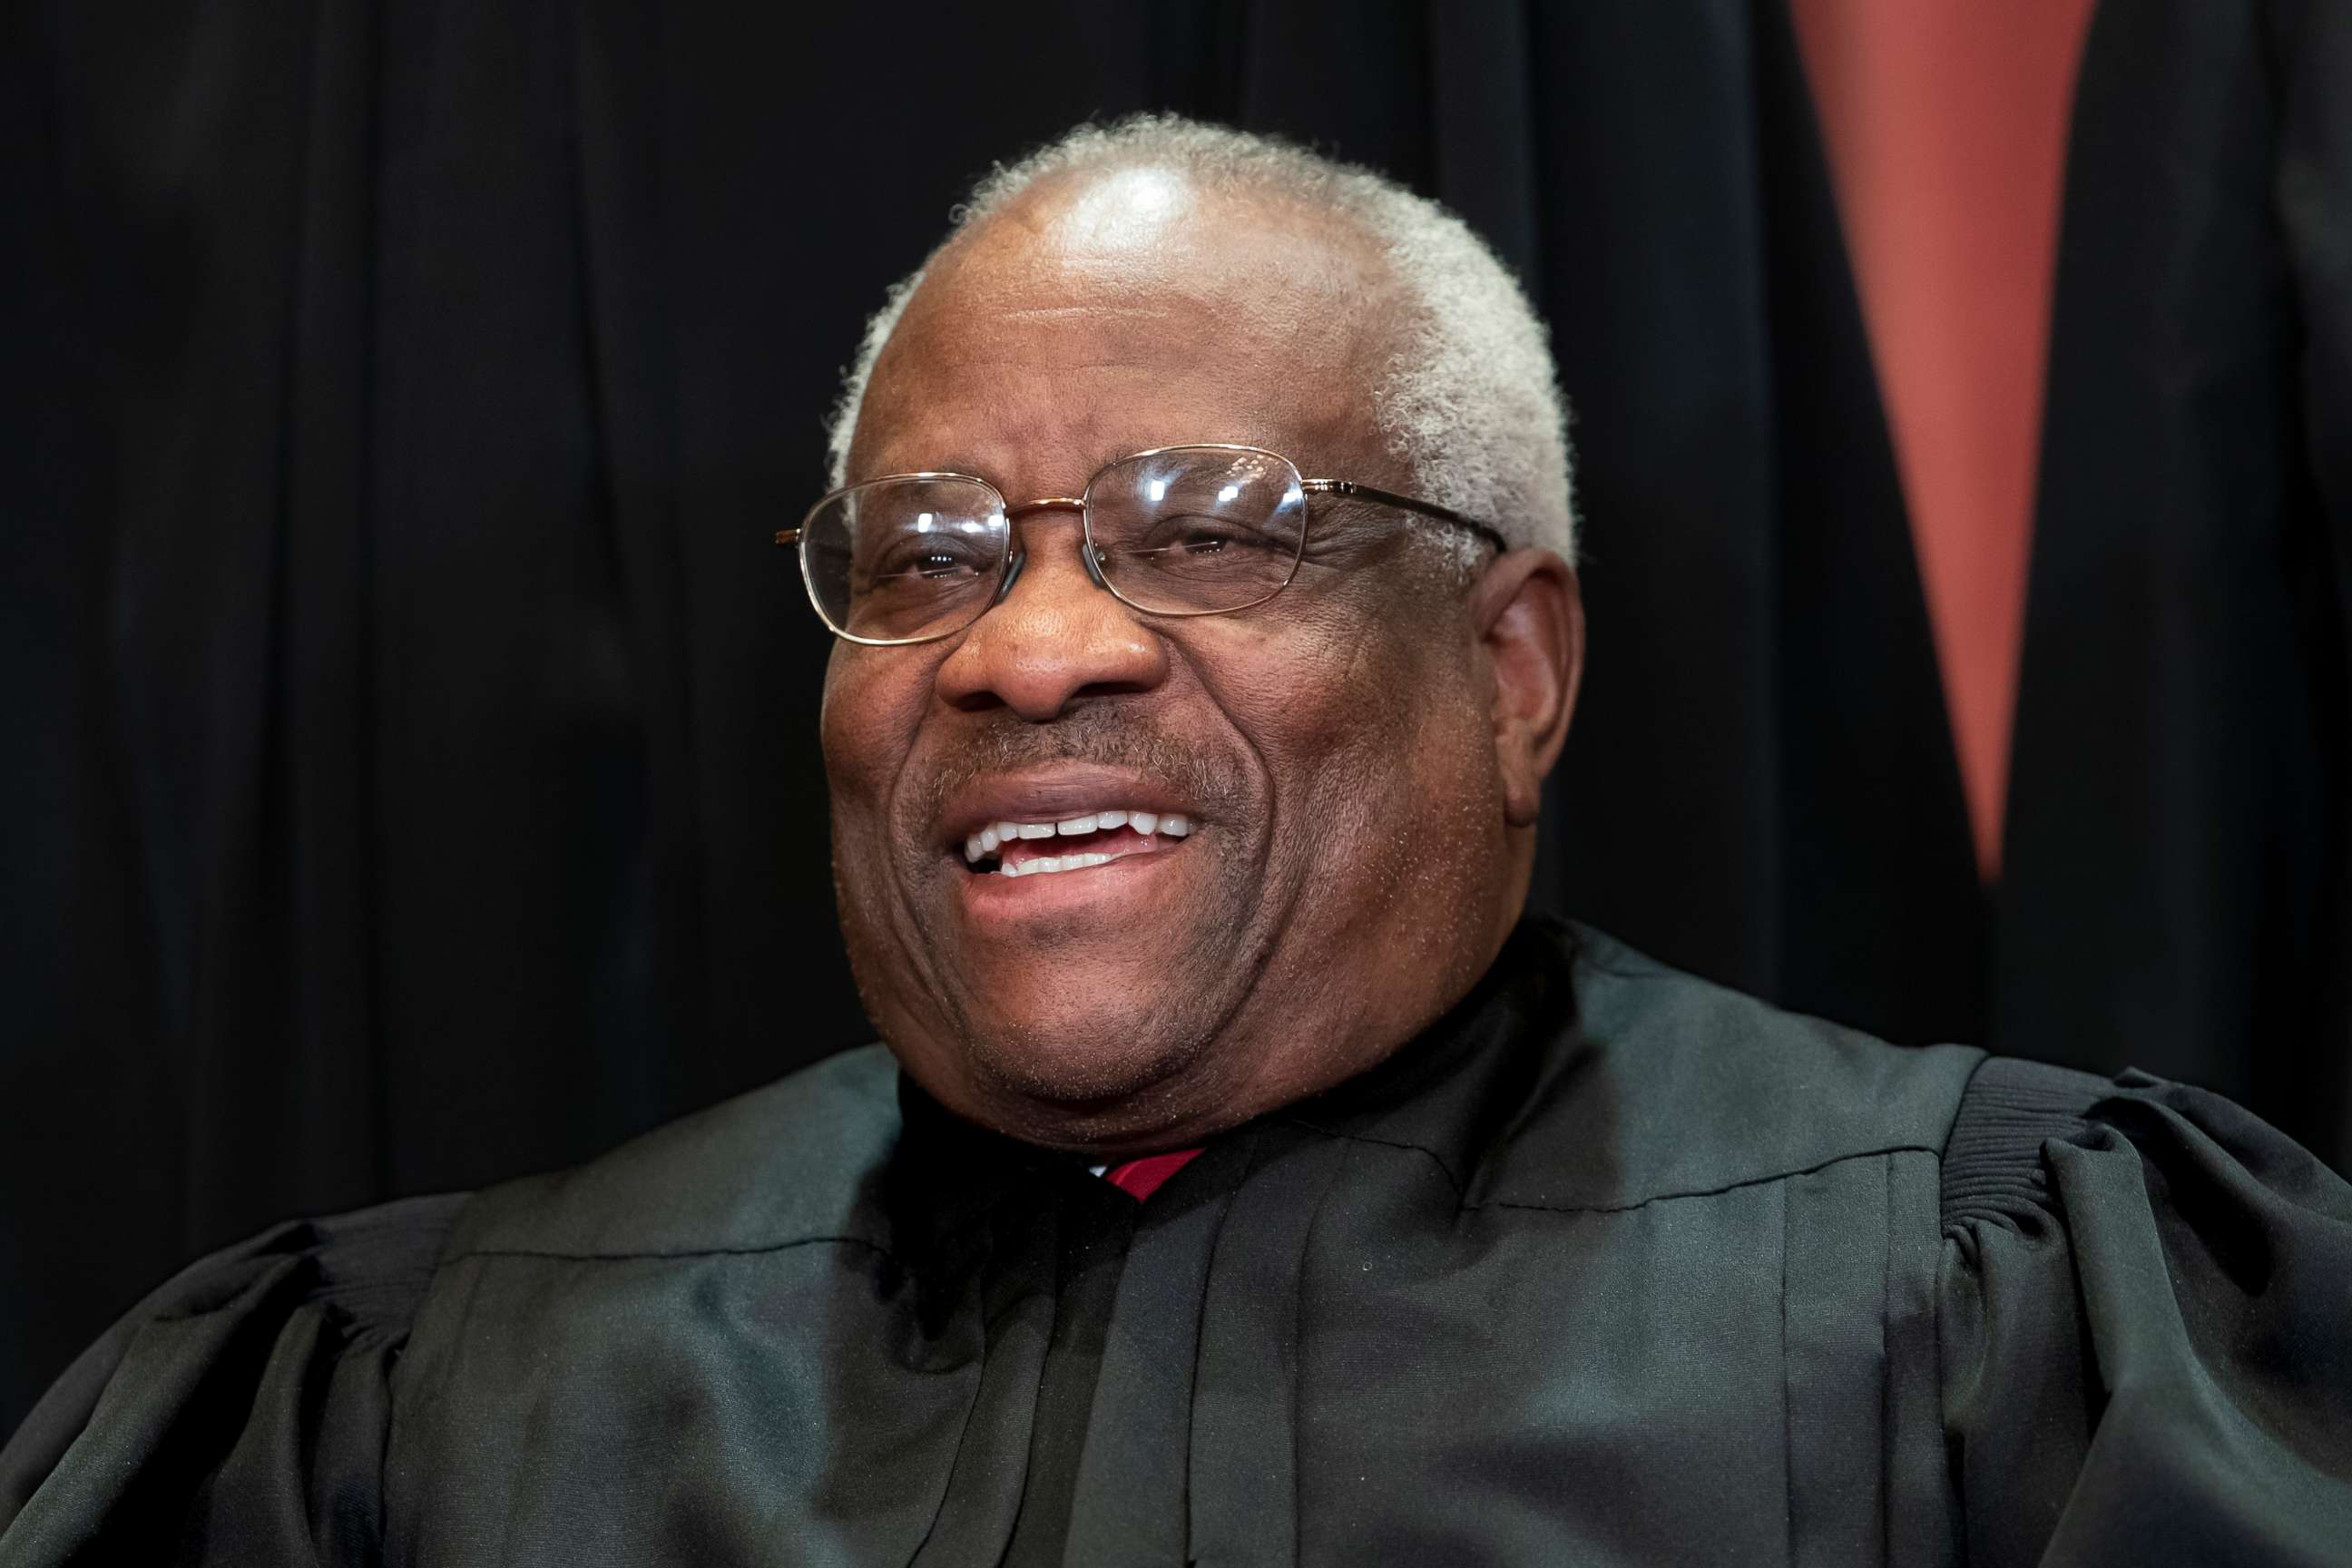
[864, 534, 992, 584]
[1129, 514, 1281, 557]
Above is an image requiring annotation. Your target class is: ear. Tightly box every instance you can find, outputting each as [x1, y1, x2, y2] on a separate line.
[1469, 548, 1584, 828]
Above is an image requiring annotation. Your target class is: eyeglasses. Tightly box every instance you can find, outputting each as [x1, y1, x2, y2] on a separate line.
[776, 443, 1508, 646]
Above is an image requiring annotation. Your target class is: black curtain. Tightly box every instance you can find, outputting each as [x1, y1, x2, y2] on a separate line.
[4, 0, 2345, 1434]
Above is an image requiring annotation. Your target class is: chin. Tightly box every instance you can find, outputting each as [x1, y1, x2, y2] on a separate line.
[963, 1004, 1213, 1112]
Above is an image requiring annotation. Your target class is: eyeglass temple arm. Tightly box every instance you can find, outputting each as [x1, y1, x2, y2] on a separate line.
[1301, 479, 1510, 553]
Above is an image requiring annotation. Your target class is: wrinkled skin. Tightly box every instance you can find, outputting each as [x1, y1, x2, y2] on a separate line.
[823, 168, 1583, 1157]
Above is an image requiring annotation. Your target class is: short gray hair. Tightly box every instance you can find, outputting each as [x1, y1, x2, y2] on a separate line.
[824, 114, 1576, 566]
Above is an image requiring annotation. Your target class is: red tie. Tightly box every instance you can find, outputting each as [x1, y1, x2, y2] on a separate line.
[1102, 1148, 1202, 1200]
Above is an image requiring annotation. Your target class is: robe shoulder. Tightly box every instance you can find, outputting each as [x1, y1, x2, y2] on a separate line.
[1474, 924, 2352, 1562]
[0, 1192, 465, 1564]
[1938, 1054, 2352, 1564]
[1422, 920, 1991, 1210]
[0, 1046, 901, 1565]
[441, 1043, 903, 1259]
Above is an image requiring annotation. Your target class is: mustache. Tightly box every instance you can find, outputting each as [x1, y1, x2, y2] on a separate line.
[906, 708, 1250, 829]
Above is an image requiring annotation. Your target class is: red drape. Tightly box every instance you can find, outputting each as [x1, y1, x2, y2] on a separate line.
[1790, 0, 2098, 878]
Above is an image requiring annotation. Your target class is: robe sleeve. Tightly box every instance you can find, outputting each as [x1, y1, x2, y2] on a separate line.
[1939, 1057, 2352, 1566]
[0, 1193, 465, 1568]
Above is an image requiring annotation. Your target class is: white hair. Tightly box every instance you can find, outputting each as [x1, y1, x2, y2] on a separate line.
[824, 114, 1576, 567]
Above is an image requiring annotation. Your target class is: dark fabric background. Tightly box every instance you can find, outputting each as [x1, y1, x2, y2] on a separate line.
[3, 0, 2346, 1434]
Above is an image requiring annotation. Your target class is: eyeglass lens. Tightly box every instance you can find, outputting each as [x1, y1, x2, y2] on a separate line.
[799, 447, 1308, 642]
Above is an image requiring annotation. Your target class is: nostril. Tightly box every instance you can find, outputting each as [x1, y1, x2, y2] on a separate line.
[936, 590, 1168, 719]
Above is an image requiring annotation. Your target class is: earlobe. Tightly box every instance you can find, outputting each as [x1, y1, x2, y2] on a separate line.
[1475, 550, 1583, 828]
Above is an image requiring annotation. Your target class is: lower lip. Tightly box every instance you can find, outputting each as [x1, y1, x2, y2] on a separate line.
[953, 838, 1192, 923]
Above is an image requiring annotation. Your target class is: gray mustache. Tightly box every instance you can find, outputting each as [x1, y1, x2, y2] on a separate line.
[907, 711, 1249, 828]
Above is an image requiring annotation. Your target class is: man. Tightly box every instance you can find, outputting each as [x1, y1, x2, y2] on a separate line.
[4, 115, 2347, 1566]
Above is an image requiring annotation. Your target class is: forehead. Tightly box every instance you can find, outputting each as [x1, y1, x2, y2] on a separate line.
[848, 173, 1400, 492]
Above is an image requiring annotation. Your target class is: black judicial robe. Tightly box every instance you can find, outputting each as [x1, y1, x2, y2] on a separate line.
[4, 920, 2349, 1565]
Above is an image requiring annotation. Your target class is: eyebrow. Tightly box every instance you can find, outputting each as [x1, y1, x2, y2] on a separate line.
[860, 456, 1001, 484]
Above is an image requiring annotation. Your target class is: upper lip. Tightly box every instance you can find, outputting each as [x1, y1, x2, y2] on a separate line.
[935, 766, 1200, 849]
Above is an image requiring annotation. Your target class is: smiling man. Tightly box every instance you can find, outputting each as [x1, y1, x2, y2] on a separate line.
[816, 146, 1573, 1164]
[5, 117, 2349, 1568]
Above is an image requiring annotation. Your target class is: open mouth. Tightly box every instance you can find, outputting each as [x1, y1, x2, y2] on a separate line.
[958, 808, 1194, 878]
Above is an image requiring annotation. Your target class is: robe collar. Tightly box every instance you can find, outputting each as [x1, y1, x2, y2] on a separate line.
[885, 916, 1583, 1244]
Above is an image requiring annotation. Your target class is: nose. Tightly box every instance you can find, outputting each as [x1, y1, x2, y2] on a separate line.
[934, 507, 1169, 720]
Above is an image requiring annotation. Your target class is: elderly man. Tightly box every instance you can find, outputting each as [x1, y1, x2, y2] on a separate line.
[4, 116, 2348, 1567]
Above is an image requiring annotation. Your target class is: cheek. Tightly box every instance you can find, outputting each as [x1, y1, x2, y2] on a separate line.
[1200, 601, 1489, 852]
[819, 648, 929, 824]
[1266, 616, 1504, 987]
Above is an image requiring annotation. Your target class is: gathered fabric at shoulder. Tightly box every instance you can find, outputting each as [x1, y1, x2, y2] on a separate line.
[1938, 1057, 2352, 1567]
[0, 1193, 466, 1568]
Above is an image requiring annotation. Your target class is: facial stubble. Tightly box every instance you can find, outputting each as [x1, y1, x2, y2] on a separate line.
[838, 703, 1286, 1122]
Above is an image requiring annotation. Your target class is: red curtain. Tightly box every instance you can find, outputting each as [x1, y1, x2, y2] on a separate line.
[1791, 0, 2098, 878]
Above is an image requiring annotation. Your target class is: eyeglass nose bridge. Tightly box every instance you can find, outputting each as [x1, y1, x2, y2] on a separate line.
[994, 495, 1109, 603]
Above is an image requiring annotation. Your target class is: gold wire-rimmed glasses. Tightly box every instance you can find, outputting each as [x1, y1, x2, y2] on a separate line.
[775, 442, 1509, 647]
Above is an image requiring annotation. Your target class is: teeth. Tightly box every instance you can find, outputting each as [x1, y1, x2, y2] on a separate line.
[1000, 851, 1114, 877]
[963, 807, 1200, 867]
